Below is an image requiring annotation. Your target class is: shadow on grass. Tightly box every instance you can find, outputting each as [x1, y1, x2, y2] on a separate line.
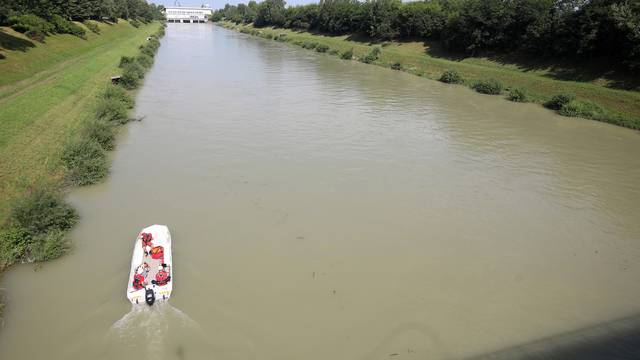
[0, 29, 36, 52]
[424, 42, 640, 91]
[422, 40, 467, 61]
[345, 32, 379, 45]
[491, 53, 640, 91]
[244, 24, 640, 91]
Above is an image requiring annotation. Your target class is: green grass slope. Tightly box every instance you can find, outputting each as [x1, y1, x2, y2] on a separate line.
[0, 20, 160, 224]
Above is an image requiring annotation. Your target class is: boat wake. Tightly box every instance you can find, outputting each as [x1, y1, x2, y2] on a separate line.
[108, 303, 201, 359]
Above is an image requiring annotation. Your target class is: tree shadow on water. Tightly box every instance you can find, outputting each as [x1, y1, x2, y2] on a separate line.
[0, 29, 36, 52]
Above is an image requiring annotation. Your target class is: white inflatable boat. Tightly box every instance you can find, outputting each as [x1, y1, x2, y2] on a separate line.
[126, 225, 173, 306]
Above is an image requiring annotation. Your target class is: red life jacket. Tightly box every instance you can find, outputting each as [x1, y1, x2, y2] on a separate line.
[150, 246, 164, 260]
[155, 269, 170, 286]
[133, 273, 145, 290]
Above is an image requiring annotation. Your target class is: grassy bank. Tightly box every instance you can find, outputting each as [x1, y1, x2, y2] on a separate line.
[217, 21, 640, 130]
[0, 20, 163, 278]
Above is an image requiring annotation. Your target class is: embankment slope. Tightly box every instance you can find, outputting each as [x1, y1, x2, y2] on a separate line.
[0, 20, 160, 224]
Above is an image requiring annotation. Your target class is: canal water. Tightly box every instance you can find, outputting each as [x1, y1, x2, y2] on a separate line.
[1, 23, 640, 360]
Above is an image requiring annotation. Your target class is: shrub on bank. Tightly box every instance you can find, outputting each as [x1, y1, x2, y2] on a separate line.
[607, 113, 640, 130]
[9, 14, 86, 39]
[439, 70, 463, 84]
[146, 38, 160, 51]
[130, 19, 141, 28]
[545, 93, 575, 110]
[126, 61, 146, 79]
[340, 48, 354, 60]
[0, 187, 78, 264]
[136, 53, 154, 68]
[5, 188, 77, 243]
[84, 119, 117, 150]
[61, 138, 109, 186]
[24, 28, 46, 42]
[315, 44, 330, 53]
[0, 226, 30, 264]
[31, 229, 69, 261]
[1, 224, 70, 263]
[472, 79, 503, 95]
[360, 47, 381, 64]
[120, 62, 145, 89]
[50, 15, 86, 38]
[558, 99, 605, 119]
[119, 56, 135, 68]
[101, 84, 134, 109]
[508, 88, 528, 102]
[95, 98, 129, 124]
[554, 99, 640, 129]
[84, 20, 101, 34]
[390, 61, 402, 70]
[120, 70, 139, 89]
[140, 44, 155, 57]
[139, 39, 160, 57]
[302, 41, 318, 49]
[155, 25, 166, 38]
[9, 14, 54, 34]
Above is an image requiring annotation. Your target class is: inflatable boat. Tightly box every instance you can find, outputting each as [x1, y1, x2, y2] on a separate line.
[126, 225, 173, 306]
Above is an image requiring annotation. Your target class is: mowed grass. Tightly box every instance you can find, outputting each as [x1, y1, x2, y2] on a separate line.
[0, 20, 160, 223]
[219, 22, 640, 124]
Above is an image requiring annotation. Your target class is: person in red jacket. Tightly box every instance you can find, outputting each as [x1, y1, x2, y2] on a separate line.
[141, 233, 153, 256]
[153, 264, 171, 286]
[132, 263, 150, 290]
[133, 273, 145, 290]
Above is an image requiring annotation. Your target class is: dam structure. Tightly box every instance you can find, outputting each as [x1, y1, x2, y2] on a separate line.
[164, 6, 212, 23]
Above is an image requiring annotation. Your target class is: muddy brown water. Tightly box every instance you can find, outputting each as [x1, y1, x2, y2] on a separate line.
[1, 24, 640, 360]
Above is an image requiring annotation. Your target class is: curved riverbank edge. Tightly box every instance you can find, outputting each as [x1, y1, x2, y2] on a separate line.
[216, 21, 640, 131]
[0, 21, 166, 318]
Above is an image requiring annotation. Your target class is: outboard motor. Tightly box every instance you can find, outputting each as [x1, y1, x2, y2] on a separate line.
[145, 288, 155, 306]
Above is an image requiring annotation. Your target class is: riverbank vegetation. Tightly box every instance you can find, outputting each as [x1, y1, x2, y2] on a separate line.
[1, 0, 163, 42]
[214, 0, 640, 130]
[0, 17, 165, 279]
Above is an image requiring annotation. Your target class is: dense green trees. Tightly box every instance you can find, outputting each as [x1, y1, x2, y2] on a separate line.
[316, 0, 362, 34]
[1, 0, 164, 24]
[255, 0, 287, 27]
[1, 0, 163, 42]
[214, 0, 640, 73]
[396, 1, 446, 39]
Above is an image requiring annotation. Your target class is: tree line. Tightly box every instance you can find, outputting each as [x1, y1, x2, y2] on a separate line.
[0, 0, 164, 41]
[1, 0, 164, 26]
[212, 0, 640, 73]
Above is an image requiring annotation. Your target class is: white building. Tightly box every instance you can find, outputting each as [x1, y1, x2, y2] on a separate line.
[164, 6, 212, 23]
